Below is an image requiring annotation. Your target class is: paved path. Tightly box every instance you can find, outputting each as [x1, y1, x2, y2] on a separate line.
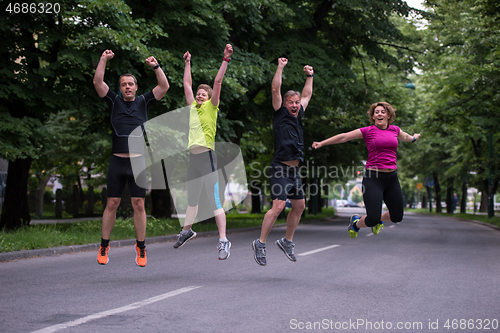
[1, 211, 499, 333]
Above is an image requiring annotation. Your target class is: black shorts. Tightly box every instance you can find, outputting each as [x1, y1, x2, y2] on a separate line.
[107, 155, 146, 198]
[186, 150, 222, 211]
[269, 161, 304, 201]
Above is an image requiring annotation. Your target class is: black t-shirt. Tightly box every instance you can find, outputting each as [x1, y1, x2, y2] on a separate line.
[272, 104, 304, 163]
[102, 89, 157, 154]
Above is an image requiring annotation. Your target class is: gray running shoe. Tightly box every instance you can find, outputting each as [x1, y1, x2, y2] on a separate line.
[217, 240, 231, 260]
[173, 229, 197, 248]
[276, 237, 297, 262]
[252, 239, 267, 266]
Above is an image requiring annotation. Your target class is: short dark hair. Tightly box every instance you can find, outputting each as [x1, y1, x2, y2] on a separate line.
[119, 73, 138, 86]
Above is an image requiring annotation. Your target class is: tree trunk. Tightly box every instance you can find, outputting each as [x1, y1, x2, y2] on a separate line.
[151, 189, 172, 218]
[250, 180, 261, 214]
[308, 176, 320, 215]
[479, 190, 488, 213]
[35, 174, 51, 218]
[479, 179, 489, 212]
[150, 160, 172, 218]
[77, 174, 85, 210]
[433, 172, 442, 213]
[55, 189, 63, 218]
[87, 185, 94, 215]
[460, 182, 467, 214]
[0, 157, 32, 230]
[446, 182, 453, 214]
[72, 185, 79, 218]
[492, 179, 499, 217]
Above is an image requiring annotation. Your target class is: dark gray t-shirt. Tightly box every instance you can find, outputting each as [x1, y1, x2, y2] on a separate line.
[102, 89, 157, 154]
[272, 104, 304, 163]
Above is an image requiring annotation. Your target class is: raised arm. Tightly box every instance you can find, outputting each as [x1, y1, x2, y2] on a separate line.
[312, 129, 363, 149]
[301, 65, 314, 111]
[398, 130, 421, 142]
[211, 44, 233, 107]
[272, 58, 287, 111]
[182, 51, 195, 105]
[146, 56, 169, 100]
[183, 51, 195, 105]
[93, 50, 113, 98]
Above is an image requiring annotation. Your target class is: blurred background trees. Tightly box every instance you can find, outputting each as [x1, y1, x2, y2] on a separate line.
[1, 0, 498, 229]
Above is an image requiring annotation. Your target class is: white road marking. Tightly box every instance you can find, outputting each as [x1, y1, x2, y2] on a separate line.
[389, 225, 396, 228]
[298, 245, 340, 256]
[31, 286, 201, 333]
[366, 233, 374, 237]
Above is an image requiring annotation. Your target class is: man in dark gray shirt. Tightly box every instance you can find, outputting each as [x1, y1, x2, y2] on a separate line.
[252, 57, 314, 266]
[93, 49, 169, 267]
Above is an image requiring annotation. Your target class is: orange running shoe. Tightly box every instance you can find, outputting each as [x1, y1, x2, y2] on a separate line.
[135, 243, 147, 267]
[97, 245, 109, 265]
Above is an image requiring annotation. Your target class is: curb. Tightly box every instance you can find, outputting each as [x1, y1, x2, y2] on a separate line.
[30, 217, 103, 225]
[411, 212, 500, 232]
[0, 224, 278, 263]
[0, 216, 337, 263]
[453, 218, 500, 232]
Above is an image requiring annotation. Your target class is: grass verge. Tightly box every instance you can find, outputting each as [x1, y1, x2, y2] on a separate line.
[405, 208, 500, 228]
[0, 208, 335, 253]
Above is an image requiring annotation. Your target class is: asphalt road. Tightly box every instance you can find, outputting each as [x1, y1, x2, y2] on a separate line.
[1, 210, 499, 333]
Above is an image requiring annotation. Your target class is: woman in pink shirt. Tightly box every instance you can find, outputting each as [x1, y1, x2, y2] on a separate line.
[312, 102, 420, 238]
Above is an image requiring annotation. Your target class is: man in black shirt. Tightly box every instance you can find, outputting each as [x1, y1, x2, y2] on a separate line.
[252, 57, 313, 266]
[93, 49, 169, 267]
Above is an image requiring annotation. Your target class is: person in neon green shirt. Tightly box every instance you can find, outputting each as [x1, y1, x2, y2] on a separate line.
[173, 44, 233, 260]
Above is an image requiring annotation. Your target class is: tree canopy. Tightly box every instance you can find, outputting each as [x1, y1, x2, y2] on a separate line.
[398, 0, 500, 213]
[5, 0, 497, 229]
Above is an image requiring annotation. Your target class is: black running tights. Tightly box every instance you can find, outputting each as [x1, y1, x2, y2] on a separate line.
[362, 170, 404, 227]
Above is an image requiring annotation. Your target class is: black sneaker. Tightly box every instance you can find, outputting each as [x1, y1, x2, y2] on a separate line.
[252, 239, 267, 266]
[173, 229, 197, 248]
[276, 237, 296, 262]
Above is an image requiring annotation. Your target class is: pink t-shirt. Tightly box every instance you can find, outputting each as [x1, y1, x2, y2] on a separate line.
[359, 125, 400, 170]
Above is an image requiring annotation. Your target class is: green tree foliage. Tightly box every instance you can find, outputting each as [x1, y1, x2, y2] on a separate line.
[1, 0, 424, 229]
[225, 1, 424, 205]
[405, 0, 500, 213]
[0, 0, 170, 229]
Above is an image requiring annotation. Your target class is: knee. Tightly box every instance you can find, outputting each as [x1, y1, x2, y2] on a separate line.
[364, 216, 380, 228]
[268, 201, 286, 218]
[291, 200, 305, 213]
[187, 205, 198, 212]
[106, 198, 121, 211]
[389, 209, 404, 223]
[131, 198, 145, 212]
[214, 208, 225, 217]
[391, 215, 403, 223]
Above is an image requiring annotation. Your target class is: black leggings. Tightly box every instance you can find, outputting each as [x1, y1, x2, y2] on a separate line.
[362, 170, 404, 227]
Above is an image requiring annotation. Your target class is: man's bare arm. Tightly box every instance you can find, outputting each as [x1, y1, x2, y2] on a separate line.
[93, 50, 113, 98]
